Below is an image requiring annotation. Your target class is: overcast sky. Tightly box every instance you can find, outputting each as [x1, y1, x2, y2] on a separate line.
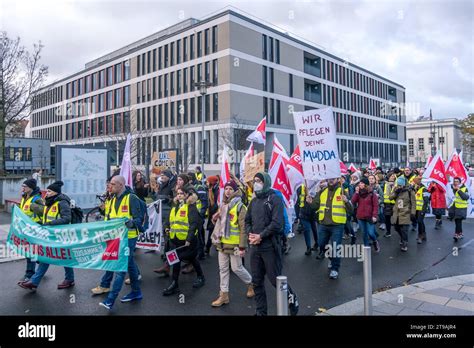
[1, 0, 472, 120]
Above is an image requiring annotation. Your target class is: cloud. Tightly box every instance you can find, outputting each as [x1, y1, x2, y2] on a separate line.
[2, 0, 472, 119]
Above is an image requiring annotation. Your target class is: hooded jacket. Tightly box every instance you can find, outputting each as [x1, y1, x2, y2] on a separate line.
[42, 193, 72, 226]
[428, 182, 447, 210]
[245, 172, 284, 250]
[389, 183, 416, 225]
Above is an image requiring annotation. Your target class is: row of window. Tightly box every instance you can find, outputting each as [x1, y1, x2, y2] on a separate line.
[262, 34, 280, 64]
[64, 112, 131, 140]
[32, 86, 63, 110]
[334, 112, 398, 139]
[136, 59, 218, 103]
[137, 26, 218, 77]
[263, 97, 281, 125]
[408, 137, 445, 156]
[4, 147, 33, 161]
[31, 125, 62, 143]
[337, 139, 402, 164]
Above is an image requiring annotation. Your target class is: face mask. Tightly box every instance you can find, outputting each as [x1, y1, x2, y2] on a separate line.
[157, 177, 163, 184]
[254, 182, 264, 192]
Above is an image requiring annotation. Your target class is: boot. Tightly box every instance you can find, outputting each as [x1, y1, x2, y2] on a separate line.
[162, 281, 179, 296]
[211, 291, 229, 307]
[192, 276, 205, 288]
[246, 284, 255, 298]
[153, 262, 170, 274]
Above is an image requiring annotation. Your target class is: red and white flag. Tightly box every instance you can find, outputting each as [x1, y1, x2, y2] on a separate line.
[423, 152, 448, 190]
[445, 150, 468, 183]
[246, 118, 266, 145]
[269, 136, 289, 171]
[119, 133, 133, 188]
[368, 158, 377, 171]
[348, 163, 359, 173]
[424, 155, 433, 169]
[269, 155, 293, 208]
[286, 145, 304, 194]
[239, 142, 254, 183]
[218, 145, 231, 203]
[340, 160, 348, 175]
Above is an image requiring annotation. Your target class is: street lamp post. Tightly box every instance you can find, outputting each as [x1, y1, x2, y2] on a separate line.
[194, 80, 212, 173]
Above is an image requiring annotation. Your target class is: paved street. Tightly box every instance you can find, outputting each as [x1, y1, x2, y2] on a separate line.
[0, 212, 472, 315]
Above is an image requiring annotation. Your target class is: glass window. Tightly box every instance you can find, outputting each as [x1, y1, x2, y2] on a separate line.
[99, 70, 105, 88]
[115, 63, 122, 83]
[212, 59, 218, 85]
[212, 25, 218, 53]
[176, 40, 181, 64]
[152, 49, 157, 72]
[262, 34, 267, 59]
[197, 31, 202, 57]
[183, 68, 188, 93]
[213, 93, 218, 121]
[177, 70, 181, 94]
[269, 37, 274, 62]
[183, 37, 188, 62]
[190, 34, 194, 60]
[170, 42, 174, 66]
[158, 47, 162, 70]
[107, 67, 113, 86]
[114, 88, 121, 108]
[204, 29, 210, 55]
[123, 85, 130, 106]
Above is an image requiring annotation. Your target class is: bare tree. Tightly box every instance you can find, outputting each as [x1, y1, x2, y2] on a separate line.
[0, 32, 48, 174]
[219, 115, 253, 171]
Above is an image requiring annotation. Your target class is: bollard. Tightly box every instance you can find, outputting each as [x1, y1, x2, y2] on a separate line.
[363, 246, 373, 315]
[276, 276, 288, 316]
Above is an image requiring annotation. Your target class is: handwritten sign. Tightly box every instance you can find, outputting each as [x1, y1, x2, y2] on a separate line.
[293, 107, 341, 181]
[152, 150, 177, 174]
[244, 152, 265, 183]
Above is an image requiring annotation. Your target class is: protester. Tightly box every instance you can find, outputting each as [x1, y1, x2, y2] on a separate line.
[204, 175, 220, 255]
[449, 177, 469, 241]
[210, 180, 254, 307]
[18, 181, 75, 291]
[190, 172, 209, 260]
[162, 185, 205, 296]
[296, 184, 318, 255]
[368, 174, 384, 230]
[133, 171, 149, 201]
[245, 172, 299, 315]
[428, 181, 447, 230]
[390, 176, 416, 252]
[413, 176, 430, 244]
[382, 173, 396, 238]
[195, 166, 206, 184]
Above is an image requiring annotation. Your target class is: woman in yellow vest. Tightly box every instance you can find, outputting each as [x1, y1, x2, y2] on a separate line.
[18, 178, 44, 282]
[382, 172, 396, 238]
[210, 180, 254, 307]
[18, 181, 75, 291]
[162, 185, 205, 296]
[449, 177, 470, 241]
[413, 176, 430, 244]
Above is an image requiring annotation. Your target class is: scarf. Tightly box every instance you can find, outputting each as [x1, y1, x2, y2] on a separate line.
[211, 196, 241, 243]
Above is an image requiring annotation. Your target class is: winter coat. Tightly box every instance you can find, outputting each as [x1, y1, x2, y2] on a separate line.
[166, 192, 201, 247]
[382, 181, 395, 216]
[297, 185, 317, 221]
[449, 184, 469, 220]
[390, 185, 416, 225]
[352, 188, 379, 221]
[428, 182, 447, 209]
[42, 194, 72, 225]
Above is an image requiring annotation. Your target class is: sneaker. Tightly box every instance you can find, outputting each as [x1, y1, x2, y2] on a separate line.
[305, 247, 312, 256]
[384, 232, 392, 238]
[91, 286, 110, 295]
[400, 244, 408, 252]
[316, 251, 325, 260]
[125, 274, 142, 285]
[411, 226, 416, 232]
[120, 291, 143, 303]
[288, 292, 299, 316]
[329, 270, 339, 279]
[379, 223, 386, 230]
[373, 240, 380, 253]
[99, 299, 114, 310]
[416, 238, 422, 244]
[453, 233, 462, 241]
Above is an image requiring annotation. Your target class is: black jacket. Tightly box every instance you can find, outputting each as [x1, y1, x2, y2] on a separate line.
[296, 186, 316, 221]
[43, 194, 72, 226]
[450, 184, 470, 219]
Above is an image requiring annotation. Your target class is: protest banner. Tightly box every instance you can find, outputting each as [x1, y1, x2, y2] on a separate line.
[293, 107, 341, 181]
[137, 200, 163, 251]
[7, 206, 129, 271]
[244, 152, 265, 183]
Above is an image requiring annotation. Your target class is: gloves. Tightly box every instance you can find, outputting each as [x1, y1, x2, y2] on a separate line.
[125, 219, 135, 229]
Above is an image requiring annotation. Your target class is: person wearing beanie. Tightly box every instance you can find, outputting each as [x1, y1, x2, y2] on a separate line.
[188, 173, 209, 260]
[18, 181, 76, 291]
[17, 178, 44, 283]
[390, 175, 416, 252]
[450, 177, 469, 241]
[210, 180, 254, 306]
[245, 172, 299, 316]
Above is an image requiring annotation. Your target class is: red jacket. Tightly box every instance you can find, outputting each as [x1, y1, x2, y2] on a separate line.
[428, 182, 447, 209]
[351, 188, 379, 221]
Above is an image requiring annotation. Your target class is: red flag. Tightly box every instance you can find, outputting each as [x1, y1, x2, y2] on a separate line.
[425, 155, 433, 168]
[348, 163, 359, 173]
[269, 155, 293, 207]
[445, 150, 468, 183]
[218, 145, 231, 203]
[340, 160, 348, 175]
[286, 145, 304, 193]
[368, 158, 377, 170]
[269, 136, 289, 170]
[246, 118, 266, 145]
[423, 153, 448, 190]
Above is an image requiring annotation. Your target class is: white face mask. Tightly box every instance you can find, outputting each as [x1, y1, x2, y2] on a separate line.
[254, 182, 264, 192]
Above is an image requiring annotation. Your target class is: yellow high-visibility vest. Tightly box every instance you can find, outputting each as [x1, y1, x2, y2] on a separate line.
[383, 183, 395, 204]
[104, 198, 113, 220]
[43, 201, 60, 224]
[454, 187, 469, 209]
[246, 186, 253, 203]
[221, 203, 243, 245]
[318, 187, 347, 224]
[299, 185, 306, 208]
[196, 173, 203, 182]
[415, 187, 425, 211]
[20, 195, 41, 222]
[109, 194, 138, 239]
[169, 203, 196, 240]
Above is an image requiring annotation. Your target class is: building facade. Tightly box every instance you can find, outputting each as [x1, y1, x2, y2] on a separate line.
[31, 9, 407, 173]
[5, 137, 51, 174]
[406, 118, 463, 166]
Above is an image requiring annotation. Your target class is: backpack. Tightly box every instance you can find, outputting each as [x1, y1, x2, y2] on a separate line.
[262, 191, 290, 237]
[70, 207, 84, 224]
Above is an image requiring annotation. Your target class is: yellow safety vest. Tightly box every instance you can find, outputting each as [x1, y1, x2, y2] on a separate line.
[20, 195, 41, 222]
[170, 203, 194, 240]
[221, 203, 243, 245]
[104, 198, 113, 219]
[318, 187, 347, 224]
[42, 201, 60, 224]
[415, 186, 425, 211]
[196, 173, 203, 182]
[408, 175, 416, 185]
[108, 194, 138, 239]
[299, 185, 306, 208]
[454, 187, 468, 209]
[246, 186, 253, 203]
[384, 183, 395, 204]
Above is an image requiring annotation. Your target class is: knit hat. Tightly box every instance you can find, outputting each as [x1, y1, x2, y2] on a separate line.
[207, 175, 219, 186]
[224, 180, 239, 192]
[161, 169, 173, 179]
[23, 178, 37, 190]
[47, 181, 64, 194]
[183, 184, 197, 196]
[360, 177, 370, 186]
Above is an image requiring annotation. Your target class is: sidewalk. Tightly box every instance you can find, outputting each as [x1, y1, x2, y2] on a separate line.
[318, 274, 474, 316]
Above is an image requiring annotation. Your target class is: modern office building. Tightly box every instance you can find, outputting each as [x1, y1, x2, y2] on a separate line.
[4, 137, 51, 174]
[30, 8, 407, 173]
[406, 117, 465, 166]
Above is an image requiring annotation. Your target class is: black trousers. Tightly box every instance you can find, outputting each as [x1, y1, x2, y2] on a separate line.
[384, 214, 392, 234]
[250, 243, 295, 315]
[170, 242, 204, 282]
[416, 211, 426, 240]
[455, 219, 463, 234]
[395, 224, 409, 244]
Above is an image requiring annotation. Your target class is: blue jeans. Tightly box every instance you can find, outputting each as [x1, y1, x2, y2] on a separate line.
[105, 237, 141, 303]
[318, 224, 344, 271]
[358, 219, 378, 246]
[344, 217, 355, 237]
[24, 258, 36, 279]
[30, 263, 74, 286]
[378, 207, 384, 223]
[300, 218, 318, 248]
